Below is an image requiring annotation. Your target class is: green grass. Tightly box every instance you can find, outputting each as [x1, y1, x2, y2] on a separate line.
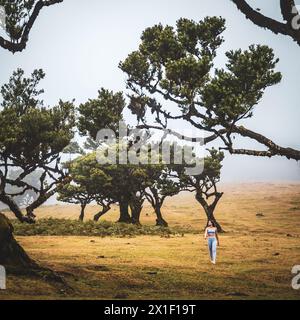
[1, 183, 299, 300]
[12, 218, 196, 237]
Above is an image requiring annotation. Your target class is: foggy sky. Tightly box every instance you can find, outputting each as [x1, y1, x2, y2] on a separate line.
[0, 0, 299, 182]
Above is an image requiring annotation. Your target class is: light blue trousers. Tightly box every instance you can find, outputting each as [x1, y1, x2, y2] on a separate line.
[208, 237, 217, 263]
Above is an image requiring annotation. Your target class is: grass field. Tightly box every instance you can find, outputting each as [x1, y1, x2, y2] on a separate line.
[1, 183, 300, 300]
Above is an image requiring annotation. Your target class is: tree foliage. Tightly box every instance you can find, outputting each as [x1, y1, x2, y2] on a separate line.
[120, 17, 300, 160]
[0, 0, 64, 53]
[0, 68, 75, 222]
[77, 88, 126, 140]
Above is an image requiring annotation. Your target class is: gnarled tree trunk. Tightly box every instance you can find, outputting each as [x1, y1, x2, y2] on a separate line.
[79, 203, 86, 221]
[155, 205, 168, 227]
[130, 207, 142, 225]
[146, 188, 169, 227]
[204, 207, 223, 233]
[0, 212, 37, 270]
[118, 198, 131, 223]
[0, 212, 71, 289]
[129, 197, 144, 225]
[0, 194, 33, 223]
[94, 205, 111, 222]
[195, 192, 224, 232]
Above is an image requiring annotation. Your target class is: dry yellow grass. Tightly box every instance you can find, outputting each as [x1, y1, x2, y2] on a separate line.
[1, 183, 300, 300]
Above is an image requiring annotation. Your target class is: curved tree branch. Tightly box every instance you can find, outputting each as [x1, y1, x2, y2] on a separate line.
[231, 0, 300, 45]
[0, 0, 64, 53]
[136, 124, 227, 144]
[136, 119, 300, 160]
[230, 125, 300, 160]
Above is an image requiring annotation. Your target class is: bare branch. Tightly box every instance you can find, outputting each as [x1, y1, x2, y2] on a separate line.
[136, 124, 227, 144]
[280, 0, 297, 23]
[231, 125, 300, 160]
[231, 0, 300, 45]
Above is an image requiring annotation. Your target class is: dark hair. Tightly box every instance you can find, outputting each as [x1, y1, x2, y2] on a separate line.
[206, 220, 216, 228]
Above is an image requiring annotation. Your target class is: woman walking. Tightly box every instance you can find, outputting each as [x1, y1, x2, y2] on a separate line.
[204, 220, 220, 264]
